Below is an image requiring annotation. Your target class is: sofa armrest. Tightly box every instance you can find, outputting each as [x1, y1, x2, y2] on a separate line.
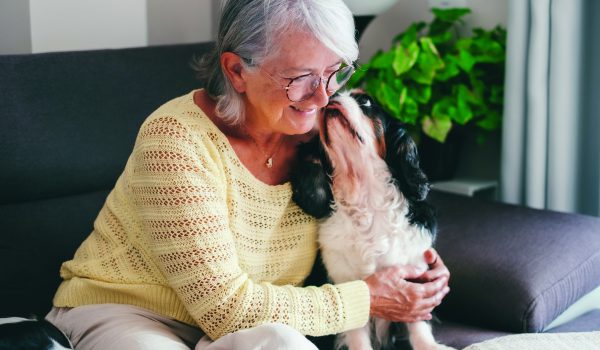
[429, 191, 600, 333]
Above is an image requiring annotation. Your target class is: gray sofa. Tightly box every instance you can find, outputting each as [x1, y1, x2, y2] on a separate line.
[1, 42, 599, 349]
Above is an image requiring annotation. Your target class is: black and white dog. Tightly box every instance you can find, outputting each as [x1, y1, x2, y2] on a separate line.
[292, 90, 452, 350]
[0, 317, 72, 350]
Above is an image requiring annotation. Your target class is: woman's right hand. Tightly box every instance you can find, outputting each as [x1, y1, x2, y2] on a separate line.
[364, 265, 449, 323]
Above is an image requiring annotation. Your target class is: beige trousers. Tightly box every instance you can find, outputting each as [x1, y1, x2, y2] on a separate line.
[45, 304, 319, 350]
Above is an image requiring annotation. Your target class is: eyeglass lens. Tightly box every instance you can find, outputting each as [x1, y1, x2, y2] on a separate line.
[286, 65, 354, 102]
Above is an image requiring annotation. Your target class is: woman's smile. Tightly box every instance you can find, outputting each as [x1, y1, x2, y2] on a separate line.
[291, 105, 317, 116]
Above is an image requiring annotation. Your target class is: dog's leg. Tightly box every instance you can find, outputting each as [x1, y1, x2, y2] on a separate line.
[373, 318, 391, 349]
[339, 324, 373, 350]
[406, 321, 455, 350]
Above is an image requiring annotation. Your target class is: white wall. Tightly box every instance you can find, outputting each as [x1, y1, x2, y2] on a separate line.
[0, 0, 216, 54]
[0, 0, 31, 54]
[29, 0, 147, 53]
[147, 0, 214, 46]
[2, 0, 505, 56]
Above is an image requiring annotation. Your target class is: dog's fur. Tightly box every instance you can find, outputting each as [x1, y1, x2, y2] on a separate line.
[291, 90, 452, 350]
[0, 317, 72, 350]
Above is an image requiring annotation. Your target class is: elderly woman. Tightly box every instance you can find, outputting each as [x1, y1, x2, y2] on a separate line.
[45, 0, 450, 349]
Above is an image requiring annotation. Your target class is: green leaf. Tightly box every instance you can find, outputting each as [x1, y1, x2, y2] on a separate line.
[406, 38, 445, 85]
[432, 97, 457, 121]
[379, 82, 402, 116]
[430, 30, 453, 45]
[428, 18, 454, 37]
[392, 42, 420, 76]
[455, 37, 472, 51]
[401, 95, 419, 124]
[371, 50, 394, 69]
[394, 22, 427, 46]
[470, 79, 485, 104]
[409, 84, 432, 104]
[420, 37, 444, 68]
[489, 85, 504, 104]
[422, 114, 453, 143]
[406, 66, 434, 85]
[428, 8, 470, 38]
[435, 56, 460, 81]
[456, 49, 477, 72]
[392, 77, 404, 91]
[431, 8, 471, 22]
[399, 85, 408, 110]
[461, 83, 481, 104]
[476, 110, 502, 130]
[455, 85, 474, 124]
[472, 36, 505, 63]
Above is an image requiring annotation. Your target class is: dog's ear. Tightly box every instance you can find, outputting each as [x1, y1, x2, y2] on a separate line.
[384, 118, 430, 202]
[408, 200, 438, 240]
[290, 136, 334, 219]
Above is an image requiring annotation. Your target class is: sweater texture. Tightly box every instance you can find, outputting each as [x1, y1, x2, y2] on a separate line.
[53, 90, 370, 340]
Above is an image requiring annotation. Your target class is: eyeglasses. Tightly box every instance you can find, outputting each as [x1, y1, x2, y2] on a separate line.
[271, 65, 355, 102]
[258, 63, 356, 102]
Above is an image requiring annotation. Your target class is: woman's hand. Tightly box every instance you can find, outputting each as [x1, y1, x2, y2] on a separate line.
[419, 248, 451, 285]
[364, 249, 450, 323]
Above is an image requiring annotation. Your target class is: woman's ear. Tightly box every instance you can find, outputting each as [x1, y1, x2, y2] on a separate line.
[220, 52, 247, 93]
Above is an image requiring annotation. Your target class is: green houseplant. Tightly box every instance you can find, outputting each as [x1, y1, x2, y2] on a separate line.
[348, 8, 507, 144]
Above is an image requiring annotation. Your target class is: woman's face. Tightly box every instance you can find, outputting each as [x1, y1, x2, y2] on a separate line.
[242, 30, 344, 135]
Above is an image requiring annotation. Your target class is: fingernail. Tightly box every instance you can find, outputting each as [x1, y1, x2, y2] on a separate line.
[424, 250, 434, 262]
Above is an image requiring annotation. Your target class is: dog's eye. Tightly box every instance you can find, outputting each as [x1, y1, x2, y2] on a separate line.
[362, 100, 371, 108]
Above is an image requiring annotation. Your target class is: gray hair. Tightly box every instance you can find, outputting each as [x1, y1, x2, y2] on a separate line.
[193, 0, 358, 125]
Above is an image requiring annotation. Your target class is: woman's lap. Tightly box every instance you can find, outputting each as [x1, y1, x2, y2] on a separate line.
[197, 323, 318, 350]
[45, 304, 318, 350]
[46, 304, 201, 350]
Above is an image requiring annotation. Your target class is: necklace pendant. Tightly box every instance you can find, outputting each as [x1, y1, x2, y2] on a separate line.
[266, 157, 273, 168]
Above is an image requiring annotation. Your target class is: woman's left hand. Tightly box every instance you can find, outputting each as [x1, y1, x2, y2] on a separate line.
[414, 249, 451, 290]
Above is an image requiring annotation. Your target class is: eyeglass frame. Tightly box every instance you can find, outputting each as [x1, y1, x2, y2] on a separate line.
[239, 55, 356, 102]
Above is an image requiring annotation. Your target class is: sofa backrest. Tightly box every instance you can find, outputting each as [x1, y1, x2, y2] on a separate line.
[0, 42, 213, 317]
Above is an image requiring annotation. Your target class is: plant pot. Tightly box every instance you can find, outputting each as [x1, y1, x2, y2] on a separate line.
[418, 126, 465, 182]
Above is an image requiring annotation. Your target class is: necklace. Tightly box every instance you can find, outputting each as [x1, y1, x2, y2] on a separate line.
[244, 130, 286, 169]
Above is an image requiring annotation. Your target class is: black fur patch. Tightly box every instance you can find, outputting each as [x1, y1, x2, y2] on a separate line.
[291, 136, 333, 219]
[0, 318, 72, 350]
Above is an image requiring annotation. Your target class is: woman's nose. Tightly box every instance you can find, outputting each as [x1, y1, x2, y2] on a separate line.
[310, 81, 332, 108]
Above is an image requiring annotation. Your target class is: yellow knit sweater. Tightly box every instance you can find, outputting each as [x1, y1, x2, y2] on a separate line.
[53, 90, 370, 340]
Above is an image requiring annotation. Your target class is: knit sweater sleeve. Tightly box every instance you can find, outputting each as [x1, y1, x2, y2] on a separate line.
[129, 111, 370, 340]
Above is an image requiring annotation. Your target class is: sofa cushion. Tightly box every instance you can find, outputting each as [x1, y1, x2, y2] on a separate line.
[433, 320, 512, 349]
[0, 43, 213, 318]
[547, 310, 600, 333]
[430, 191, 600, 333]
[0, 43, 212, 205]
[463, 331, 600, 350]
[0, 190, 110, 317]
